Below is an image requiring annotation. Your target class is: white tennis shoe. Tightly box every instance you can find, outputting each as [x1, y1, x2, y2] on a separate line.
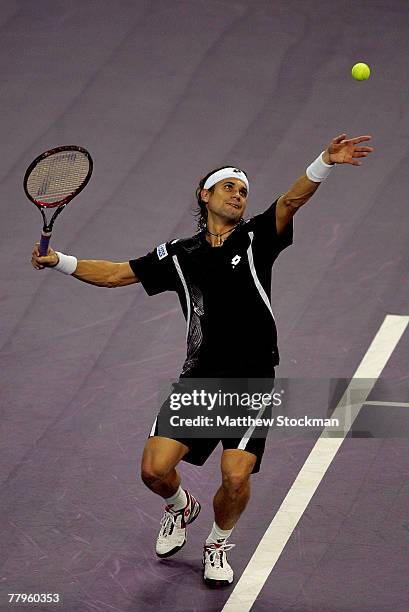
[203, 539, 235, 587]
[155, 490, 201, 558]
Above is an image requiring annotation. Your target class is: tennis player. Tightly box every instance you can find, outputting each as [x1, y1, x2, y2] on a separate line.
[31, 134, 373, 587]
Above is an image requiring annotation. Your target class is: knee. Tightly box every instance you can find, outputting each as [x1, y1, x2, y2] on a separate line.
[141, 464, 169, 488]
[221, 471, 251, 496]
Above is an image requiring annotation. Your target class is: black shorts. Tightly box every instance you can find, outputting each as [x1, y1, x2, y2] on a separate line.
[148, 372, 275, 474]
[148, 428, 267, 474]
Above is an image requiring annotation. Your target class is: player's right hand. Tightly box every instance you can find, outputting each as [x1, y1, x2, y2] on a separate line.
[31, 243, 59, 270]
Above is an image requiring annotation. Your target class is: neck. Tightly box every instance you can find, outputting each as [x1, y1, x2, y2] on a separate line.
[205, 220, 239, 247]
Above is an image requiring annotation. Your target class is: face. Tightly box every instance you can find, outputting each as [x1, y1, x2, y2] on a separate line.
[201, 178, 248, 224]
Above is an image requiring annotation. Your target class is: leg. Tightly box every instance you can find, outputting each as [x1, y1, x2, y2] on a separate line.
[142, 436, 201, 558]
[213, 448, 257, 529]
[203, 449, 256, 587]
[141, 436, 189, 498]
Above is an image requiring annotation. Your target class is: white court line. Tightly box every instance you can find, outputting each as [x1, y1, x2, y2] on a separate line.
[364, 401, 409, 408]
[221, 314, 409, 612]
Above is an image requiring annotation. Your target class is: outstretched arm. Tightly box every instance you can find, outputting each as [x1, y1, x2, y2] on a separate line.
[276, 133, 374, 234]
[31, 245, 139, 288]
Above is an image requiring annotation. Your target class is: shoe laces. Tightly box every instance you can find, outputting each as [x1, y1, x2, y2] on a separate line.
[205, 540, 235, 568]
[159, 506, 181, 537]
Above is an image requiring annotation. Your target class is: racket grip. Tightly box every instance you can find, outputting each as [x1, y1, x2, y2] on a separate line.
[39, 231, 52, 256]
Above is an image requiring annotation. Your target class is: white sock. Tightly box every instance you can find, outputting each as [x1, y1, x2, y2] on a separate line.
[206, 522, 233, 545]
[165, 486, 187, 511]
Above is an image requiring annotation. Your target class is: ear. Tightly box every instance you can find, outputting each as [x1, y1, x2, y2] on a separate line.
[201, 188, 210, 202]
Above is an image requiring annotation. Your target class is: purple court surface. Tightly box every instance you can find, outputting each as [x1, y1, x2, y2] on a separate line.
[1, 1, 408, 611]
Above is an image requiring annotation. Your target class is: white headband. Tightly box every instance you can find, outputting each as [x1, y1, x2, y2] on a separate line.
[203, 167, 249, 192]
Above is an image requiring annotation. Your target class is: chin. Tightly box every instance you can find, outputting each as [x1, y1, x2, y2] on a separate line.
[224, 210, 240, 222]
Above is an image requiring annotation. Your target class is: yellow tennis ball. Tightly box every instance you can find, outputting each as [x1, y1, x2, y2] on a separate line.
[351, 62, 370, 81]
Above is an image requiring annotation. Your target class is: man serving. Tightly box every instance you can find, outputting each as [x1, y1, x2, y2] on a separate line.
[32, 133, 373, 587]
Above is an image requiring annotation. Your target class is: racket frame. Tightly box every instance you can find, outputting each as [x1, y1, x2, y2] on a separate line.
[23, 145, 93, 255]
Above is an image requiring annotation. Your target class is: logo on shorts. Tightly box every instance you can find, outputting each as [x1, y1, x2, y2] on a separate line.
[231, 254, 241, 268]
[156, 243, 168, 260]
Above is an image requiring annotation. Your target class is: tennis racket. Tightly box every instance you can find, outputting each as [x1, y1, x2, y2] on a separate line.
[24, 145, 93, 256]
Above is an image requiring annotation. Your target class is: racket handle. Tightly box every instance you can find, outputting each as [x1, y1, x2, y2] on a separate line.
[39, 231, 52, 256]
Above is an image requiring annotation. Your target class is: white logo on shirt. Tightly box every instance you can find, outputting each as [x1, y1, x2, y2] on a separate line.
[231, 255, 241, 268]
[156, 243, 168, 260]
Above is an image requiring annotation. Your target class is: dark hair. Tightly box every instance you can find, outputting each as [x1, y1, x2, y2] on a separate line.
[194, 165, 248, 232]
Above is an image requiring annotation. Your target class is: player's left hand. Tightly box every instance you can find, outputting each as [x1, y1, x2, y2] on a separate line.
[325, 133, 374, 165]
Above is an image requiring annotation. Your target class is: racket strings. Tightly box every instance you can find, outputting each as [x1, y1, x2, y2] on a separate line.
[26, 151, 90, 204]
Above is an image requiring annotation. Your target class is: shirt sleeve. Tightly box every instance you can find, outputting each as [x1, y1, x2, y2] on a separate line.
[129, 242, 178, 296]
[250, 198, 293, 261]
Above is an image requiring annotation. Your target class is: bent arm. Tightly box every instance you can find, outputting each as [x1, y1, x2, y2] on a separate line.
[276, 173, 322, 234]
[276, 134, 374, 233]
[276, 149, 333, 234]
[275, 133, 373, 234]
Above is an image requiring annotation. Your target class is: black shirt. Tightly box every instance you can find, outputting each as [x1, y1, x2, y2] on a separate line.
[129, 200, 293, 377]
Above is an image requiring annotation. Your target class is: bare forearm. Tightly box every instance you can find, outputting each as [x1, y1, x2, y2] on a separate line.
[280, 174, 321, 212]
[31, 243, 139, 287]
[72, 260, 117, 287]
[280, 149, 334, 213]
[276, 134, 373, 234]
[72, 260, 138, 288]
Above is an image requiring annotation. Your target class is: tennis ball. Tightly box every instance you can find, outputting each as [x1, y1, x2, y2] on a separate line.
[351, 63, 370, 81]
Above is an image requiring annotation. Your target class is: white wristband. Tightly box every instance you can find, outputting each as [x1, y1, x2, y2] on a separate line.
[306, 151, 335, 182]
[54, 252, 78, 275]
